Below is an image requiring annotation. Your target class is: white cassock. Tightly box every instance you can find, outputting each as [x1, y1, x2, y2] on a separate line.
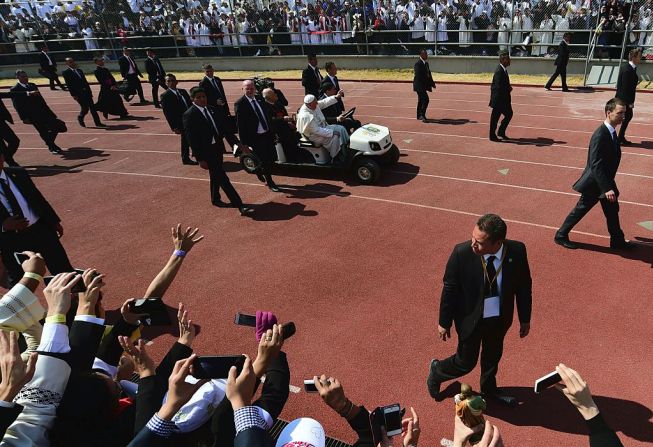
[296, 96, 349, 159]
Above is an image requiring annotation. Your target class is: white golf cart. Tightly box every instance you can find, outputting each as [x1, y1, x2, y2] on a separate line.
[238, 123, 400, 185]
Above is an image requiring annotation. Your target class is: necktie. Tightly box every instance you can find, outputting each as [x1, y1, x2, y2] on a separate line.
[177, 91, 188, 108]
[0, 178, 24, 219]
[76, 69, 83, 79]
[211, 78, 223, 99]
[484, 255, 499, 297]
[332, 75, 339, 90]
[202, 108, 220, 142]
[611, 131, 619, 149]
[315, 68, 322, 81]
[250, 99, 269, 132]
[129, 57, 136, 70]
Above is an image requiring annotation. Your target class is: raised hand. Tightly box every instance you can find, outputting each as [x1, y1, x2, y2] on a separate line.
[118, 336, 156, 378]
[177, 302, 195, 347]
[0, 331, 37, 402]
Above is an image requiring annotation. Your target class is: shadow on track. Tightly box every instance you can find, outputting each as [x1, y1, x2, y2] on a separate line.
[24, 147, 109, 177]
[575, 240, 653, 267]
[423, 118, 477, 125]
[484, 386, 653, 442]
[246, 201, 318, 221]
[632, 140, 653, 150]
[503, 137, 566, 147]
[282, 183, 351, 199]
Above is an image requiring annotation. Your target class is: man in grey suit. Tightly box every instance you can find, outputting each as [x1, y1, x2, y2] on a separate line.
[555, 98, 633, 250]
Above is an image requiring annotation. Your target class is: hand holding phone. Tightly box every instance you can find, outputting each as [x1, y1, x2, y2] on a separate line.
[304, 379, 318, 393]
[128, 298, 172, 326]
[534, 370, 562, 393]
[192, 355, 246, 379]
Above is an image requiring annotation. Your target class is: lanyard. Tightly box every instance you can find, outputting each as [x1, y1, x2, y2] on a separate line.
[480, 246, 507, 291]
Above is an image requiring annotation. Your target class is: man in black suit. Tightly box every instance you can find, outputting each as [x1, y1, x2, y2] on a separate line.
[183, 87, 253, 215]
[0, 150, 73, 286]
[319, 82, 362, 133]
[161, 74, 197, 165]
[489, 52, 513, 141]
[11, 71, 65, 154]
[62, 57, 105, 128]
[199, 64, 233, 134]
[555, 98, 633, 250]
[301, 54, 322, 97]
[615, 48, 640, 145]
[0, 91, 25, 166]
[118, 47, 146, 103]
[545, 32, 571, 91]
[427, 214, 532, 407]
[37, 46, 66, 91]
[144, 48, 167, 108]
[413, 49, 436, 122]
[235, 79, 280, 192]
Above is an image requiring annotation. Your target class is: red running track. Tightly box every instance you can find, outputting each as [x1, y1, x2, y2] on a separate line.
[5, 81, 653, 446]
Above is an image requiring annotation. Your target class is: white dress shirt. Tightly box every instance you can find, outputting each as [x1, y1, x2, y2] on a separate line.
[0, 171, 39, 226]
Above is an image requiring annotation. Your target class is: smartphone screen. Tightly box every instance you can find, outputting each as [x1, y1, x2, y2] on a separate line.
[13, 252, 29, 265]
[234, 312, 257, 327]
[383, 404, 402, 437]
[304, 379, 318, 392]
[43, 274, 87, 294]
[192, 355, 245, 379]
[534, 371, 562, 393]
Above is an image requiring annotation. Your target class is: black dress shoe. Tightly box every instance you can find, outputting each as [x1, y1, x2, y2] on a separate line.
[426, 359, 442, 399]
[212, 200, 228, 208]
[562, 88, 570, 92]
[619, 139, 632, 146]
[256, 173, 266, 183]
[498, 133, 509, 140]
[489, 135, 500, 142]
[103, 112, 109, 119]
[239, 206, 254, 215]
[484, 390, 517, 408]
[78, 118, 86, 128]
[544, 86, 552, 91]
[182, 159, 199, 165]
[95, 123, 107, 128]
[268, 183, 281, 192]
[154, 104, 162, 109]
[48, 145, 63, 154]
[421, 117, 428, 123]
[610, 239, 635, 250]
[417, 116, 425, 121]
[554, 234, 578, 249]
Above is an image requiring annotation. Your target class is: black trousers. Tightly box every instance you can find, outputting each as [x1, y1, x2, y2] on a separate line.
[433, 319, 507, 393]
[0, 220, 73, 286]
[416, 90, 429, 119]
[76, 94, 101, 125]
[124, 74, 145, 101]
[41, 67, 65, 89]
[0, 121, 20, 163]
[207, 146, 243, 207]
[150, 80, 168, 106]
[250, 132, 277, 185]
[180, 130, 191, 162]
[545, 64, 567, 89]
[489, 104, 513, 137]
[618, 106, 633, 141]
[32, 119, 59, 149]
[558, 194, 625, 242]
[210, 352, 290, 447]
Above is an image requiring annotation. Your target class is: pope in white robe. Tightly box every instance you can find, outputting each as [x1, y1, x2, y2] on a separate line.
[296, 94, 349, 160]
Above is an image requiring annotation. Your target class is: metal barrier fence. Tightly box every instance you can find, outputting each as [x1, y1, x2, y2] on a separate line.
[1, 0, 652, 66]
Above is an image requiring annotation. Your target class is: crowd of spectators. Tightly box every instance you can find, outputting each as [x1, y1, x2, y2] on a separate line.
[0, 0, 652, 60]
[0, 225, 627, 446]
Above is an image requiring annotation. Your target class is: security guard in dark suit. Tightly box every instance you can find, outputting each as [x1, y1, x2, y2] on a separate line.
[413, 49, 436, 122]
[615, 48, 641, 145]
[489, 52, 513, 141]
[62, 57, 105, 128]
[545, 32, 571, 91]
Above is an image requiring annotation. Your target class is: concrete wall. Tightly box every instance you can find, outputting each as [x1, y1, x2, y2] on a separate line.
[1, 55, 650, 81]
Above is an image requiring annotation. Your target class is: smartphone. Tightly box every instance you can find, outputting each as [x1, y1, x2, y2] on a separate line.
[371, 404, 405, 442]
[534, 370, 562, 394]
[192, 355, 246, 379]
[13, 252, 29, 265]
[43, 274, 87, 294]
[234, 312, 257, 327]
[129, 298, 172, 326]
[304, 379, 318, 392]
[383, 404, 403, 437]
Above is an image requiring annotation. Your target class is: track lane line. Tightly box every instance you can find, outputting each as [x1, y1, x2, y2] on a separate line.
[25, 165, 614, 239]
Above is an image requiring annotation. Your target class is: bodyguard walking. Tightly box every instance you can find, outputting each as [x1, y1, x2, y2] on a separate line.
[413, 49, 436, 122]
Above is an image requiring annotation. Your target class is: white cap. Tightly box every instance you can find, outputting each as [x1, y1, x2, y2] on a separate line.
[275, 418, 325, 447]
[304, 94, 316, 104]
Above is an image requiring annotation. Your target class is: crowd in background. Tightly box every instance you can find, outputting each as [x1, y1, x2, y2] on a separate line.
[0, 0, 652, 60]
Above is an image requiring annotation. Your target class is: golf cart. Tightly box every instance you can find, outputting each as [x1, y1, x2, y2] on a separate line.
[238, 123, 401, 185]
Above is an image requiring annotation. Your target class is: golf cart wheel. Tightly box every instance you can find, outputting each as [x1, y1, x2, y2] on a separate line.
[353, 158, 381, 185]
[240, 153, 260, 174]
[385, 145, 400, 165]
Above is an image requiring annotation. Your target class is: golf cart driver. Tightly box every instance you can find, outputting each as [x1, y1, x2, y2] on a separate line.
[296, 93, 349, 164]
